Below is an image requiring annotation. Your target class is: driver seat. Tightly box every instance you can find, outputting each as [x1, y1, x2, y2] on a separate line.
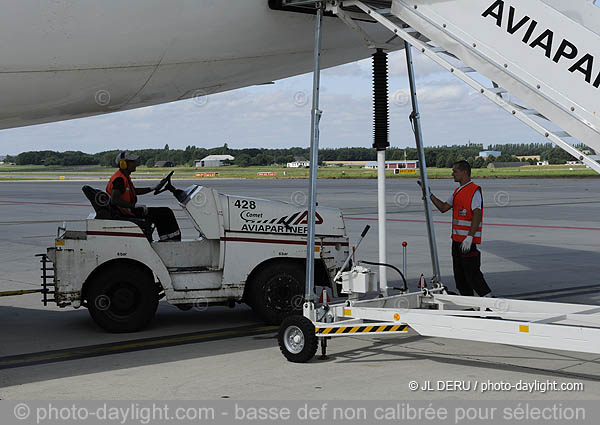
[81, 185, 154, 241]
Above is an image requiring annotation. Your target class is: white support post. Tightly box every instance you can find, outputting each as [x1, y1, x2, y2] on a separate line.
[377, 150, 389, 295]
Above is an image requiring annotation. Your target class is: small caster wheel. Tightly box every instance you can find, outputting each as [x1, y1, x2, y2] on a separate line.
[278, 315, 318, 363]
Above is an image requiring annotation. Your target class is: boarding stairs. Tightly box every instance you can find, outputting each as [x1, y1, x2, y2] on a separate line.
[275, 0, 600, 360]
[283, 0, 600, 172]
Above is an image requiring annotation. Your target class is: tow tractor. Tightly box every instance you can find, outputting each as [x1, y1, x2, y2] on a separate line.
[275, 0, 600, 362]
[39, 171, 349, 333]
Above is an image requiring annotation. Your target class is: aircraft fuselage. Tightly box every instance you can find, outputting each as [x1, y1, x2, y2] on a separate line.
[0, 0, 388, 130]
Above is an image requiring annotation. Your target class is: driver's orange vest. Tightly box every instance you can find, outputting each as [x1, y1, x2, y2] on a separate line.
[451, 181, 483, 244]
[106, 169, 137, 216]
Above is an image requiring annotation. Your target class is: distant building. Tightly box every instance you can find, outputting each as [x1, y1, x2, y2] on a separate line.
[478, 150, 502, 158]
[516, 155, 540, 161]
[537, 160, 550, 166]
[287, 158, 310, 168]
[487, 162, 527, 169]
[0, 155, 5, 165]
[195, 155, 234, 167]
[154, 161, 174, 167]
[364, 160, 419, 170]
[324, 161, 369, 167]
[566, 160, 583, 165]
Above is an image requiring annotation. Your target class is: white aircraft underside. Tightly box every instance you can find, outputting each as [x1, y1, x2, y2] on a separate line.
[0, 0, 401, 130]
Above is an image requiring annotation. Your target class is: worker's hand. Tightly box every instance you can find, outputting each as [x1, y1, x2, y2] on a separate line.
[417, 180, 429, 200]
[461, 235, 473, 253]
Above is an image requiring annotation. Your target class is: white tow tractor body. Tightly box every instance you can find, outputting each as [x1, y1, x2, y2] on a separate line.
[44, 184, 349, 332]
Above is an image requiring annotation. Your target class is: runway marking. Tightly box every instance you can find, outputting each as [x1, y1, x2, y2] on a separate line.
[0, 200, 89, 207]
[0, 278, 39, 286]
[0, 199, 185, 212]
[0, 324, 277, 370]
[0, 289, 42, 297]
[507, 284, 600, 301]
[346, 217, 600, 231]
[342, 198, 600, 211]
[0, 220, 86, 226]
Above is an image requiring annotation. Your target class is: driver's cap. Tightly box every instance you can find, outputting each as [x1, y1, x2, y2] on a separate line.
[115, 151, 140, 166]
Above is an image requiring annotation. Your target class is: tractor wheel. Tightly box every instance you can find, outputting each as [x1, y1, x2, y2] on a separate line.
[86, 263, 158, 333]
[278, 315, 318, 363]
[248, 261, 305, 325]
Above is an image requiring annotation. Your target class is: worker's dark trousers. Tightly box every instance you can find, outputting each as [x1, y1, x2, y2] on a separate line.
[451, 241, 491, 296]
[135, 207, 181, 241]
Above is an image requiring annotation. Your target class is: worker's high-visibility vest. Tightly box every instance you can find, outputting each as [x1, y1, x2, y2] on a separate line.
[451, 181, 483, 244]
[106, 169, 137, 216]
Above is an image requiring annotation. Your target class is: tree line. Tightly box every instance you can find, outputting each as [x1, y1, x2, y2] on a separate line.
[4, 142, 591, 168]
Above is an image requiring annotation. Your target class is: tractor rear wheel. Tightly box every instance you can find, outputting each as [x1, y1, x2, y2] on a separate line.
[248, 261, 305, 325]
[86, 263, 158, 333]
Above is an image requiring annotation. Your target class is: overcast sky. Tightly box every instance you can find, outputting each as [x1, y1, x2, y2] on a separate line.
[0, 50, 548, 156]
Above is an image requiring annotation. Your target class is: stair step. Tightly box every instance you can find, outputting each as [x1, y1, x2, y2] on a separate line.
[376, 8, 392, 15]
[487, 87, 508, 94]
[552, 131, 572, 138]
[429, 46, 447, 53]
[521, 109, 540, 115]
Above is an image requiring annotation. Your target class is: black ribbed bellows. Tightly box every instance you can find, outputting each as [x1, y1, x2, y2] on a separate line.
[372, 49, 389, 151]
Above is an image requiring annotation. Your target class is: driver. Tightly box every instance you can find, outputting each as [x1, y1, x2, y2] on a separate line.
[107, 152, 181, 242]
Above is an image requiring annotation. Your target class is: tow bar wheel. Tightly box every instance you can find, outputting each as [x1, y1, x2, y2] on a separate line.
[278, 315, 318, 363]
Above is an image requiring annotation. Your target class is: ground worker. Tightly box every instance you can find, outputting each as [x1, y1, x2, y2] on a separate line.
[426, 160, 493, 297]
[107, 151, 181, 241]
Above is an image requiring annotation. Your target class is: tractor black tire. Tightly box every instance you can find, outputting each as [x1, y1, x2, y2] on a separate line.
[278, 315, 318, 363]
[86, 263, 159, 333]
[248, 260, 305, 325]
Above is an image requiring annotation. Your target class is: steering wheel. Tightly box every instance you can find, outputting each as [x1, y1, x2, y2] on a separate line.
[154, 171, 175, 195]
